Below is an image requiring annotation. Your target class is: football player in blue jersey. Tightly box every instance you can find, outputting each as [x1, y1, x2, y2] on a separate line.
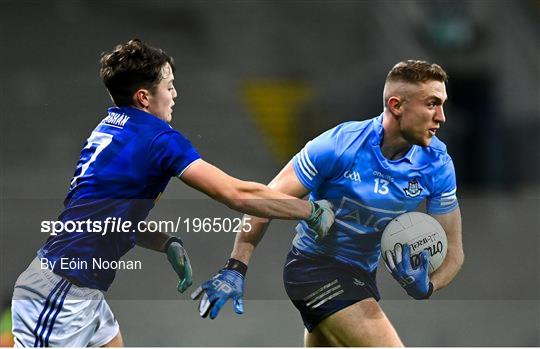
[10, 39, 334, 347]
[192, 60, 464, 346]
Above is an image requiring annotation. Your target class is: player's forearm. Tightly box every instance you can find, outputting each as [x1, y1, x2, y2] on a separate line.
[181, 160, 311, 219]
[230, 215, 271, 265]
[224, 180, 311, 220]
[135, 229, 172, 252]
[430, 245, 464, 291]
[430, 209, 464, 292]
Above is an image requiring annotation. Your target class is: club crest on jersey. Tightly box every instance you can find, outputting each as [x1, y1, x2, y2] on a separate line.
[403, 178, 423, 197]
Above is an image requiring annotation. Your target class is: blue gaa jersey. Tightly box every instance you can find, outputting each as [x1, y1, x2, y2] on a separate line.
[292, 114, 458, 273]
[38, 106, 201, 291]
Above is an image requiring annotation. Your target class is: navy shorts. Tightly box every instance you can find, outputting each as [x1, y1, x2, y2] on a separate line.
[283, 246, 380, 332]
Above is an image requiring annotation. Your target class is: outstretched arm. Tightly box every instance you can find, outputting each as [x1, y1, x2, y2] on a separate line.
[191, 161, 313, 318]
[180, 160, 312, 220]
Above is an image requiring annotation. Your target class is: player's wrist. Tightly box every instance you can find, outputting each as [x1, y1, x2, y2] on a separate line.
[422, 281, 434, 299]
[410, 281, 433, 300]
[224, 258, 248, 277]
[164, 236, 184, 253]
[306, 201, 321, 223]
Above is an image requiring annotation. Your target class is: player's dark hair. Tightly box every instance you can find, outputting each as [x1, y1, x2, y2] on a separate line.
[386, 60, 448, 84]
[100, 39, 175, 106]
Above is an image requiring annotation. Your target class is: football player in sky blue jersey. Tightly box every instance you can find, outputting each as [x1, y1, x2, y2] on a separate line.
[193, 60, 464, 347]
[11, 39, 334, 347]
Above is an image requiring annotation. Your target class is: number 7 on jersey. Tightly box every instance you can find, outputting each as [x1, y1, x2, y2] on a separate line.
[70, 131, 113, 188]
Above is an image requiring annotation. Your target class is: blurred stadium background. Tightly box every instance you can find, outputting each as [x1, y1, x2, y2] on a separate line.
[1, 0, 538, 346]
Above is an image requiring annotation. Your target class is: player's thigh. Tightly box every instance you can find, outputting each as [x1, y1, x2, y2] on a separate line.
[315, 298, 403, 347]
[102, 329, 124, 347]
[304, 327, 332, 347]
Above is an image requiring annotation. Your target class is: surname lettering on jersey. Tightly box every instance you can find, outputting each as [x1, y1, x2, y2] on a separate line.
[102, 111, 130, 128]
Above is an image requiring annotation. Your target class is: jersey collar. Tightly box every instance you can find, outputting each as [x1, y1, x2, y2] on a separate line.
[107, 106, 173, 129]
[372, 113, 417, 164]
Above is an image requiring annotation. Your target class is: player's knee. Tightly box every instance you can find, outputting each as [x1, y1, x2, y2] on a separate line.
[316, 300, 403, 347]
[355, 298, 387, 321]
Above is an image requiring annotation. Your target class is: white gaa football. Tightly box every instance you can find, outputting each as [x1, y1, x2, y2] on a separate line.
[381, 212, 447, 273]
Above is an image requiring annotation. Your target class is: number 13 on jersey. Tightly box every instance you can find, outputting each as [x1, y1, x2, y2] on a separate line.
[373, 178, 389, 195]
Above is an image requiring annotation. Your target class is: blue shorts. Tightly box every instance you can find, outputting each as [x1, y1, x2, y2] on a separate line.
[283, 246, 380, 332]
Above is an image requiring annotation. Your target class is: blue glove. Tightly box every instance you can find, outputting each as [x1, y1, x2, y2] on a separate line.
[165, 237, 193, 293]
[305, 200, 335, 239]
[191, 258, 246, 319]
[384, 243, 433, 300]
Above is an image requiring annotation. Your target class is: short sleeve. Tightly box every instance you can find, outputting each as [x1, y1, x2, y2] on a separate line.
[292, 128, 339, 191]
[149, 131, 201, 177]
[426, 156, 459, 215]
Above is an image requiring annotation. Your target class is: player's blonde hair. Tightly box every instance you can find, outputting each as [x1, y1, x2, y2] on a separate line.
[386, 60, 447, 84]
[383, 60, 448, 108]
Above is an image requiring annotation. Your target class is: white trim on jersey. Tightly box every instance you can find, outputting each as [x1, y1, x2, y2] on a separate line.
[441, 188, 457, 196]
[298, 147, 318, 181]
[440, 188, 457, 206]
[302, 143, 318, 174]
[440, 197, 457, 206]
[177, 158, 203, 178]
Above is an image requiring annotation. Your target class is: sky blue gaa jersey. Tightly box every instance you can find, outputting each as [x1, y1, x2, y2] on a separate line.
[292, 114, 458, 273]
[38, 106, 201, 291]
